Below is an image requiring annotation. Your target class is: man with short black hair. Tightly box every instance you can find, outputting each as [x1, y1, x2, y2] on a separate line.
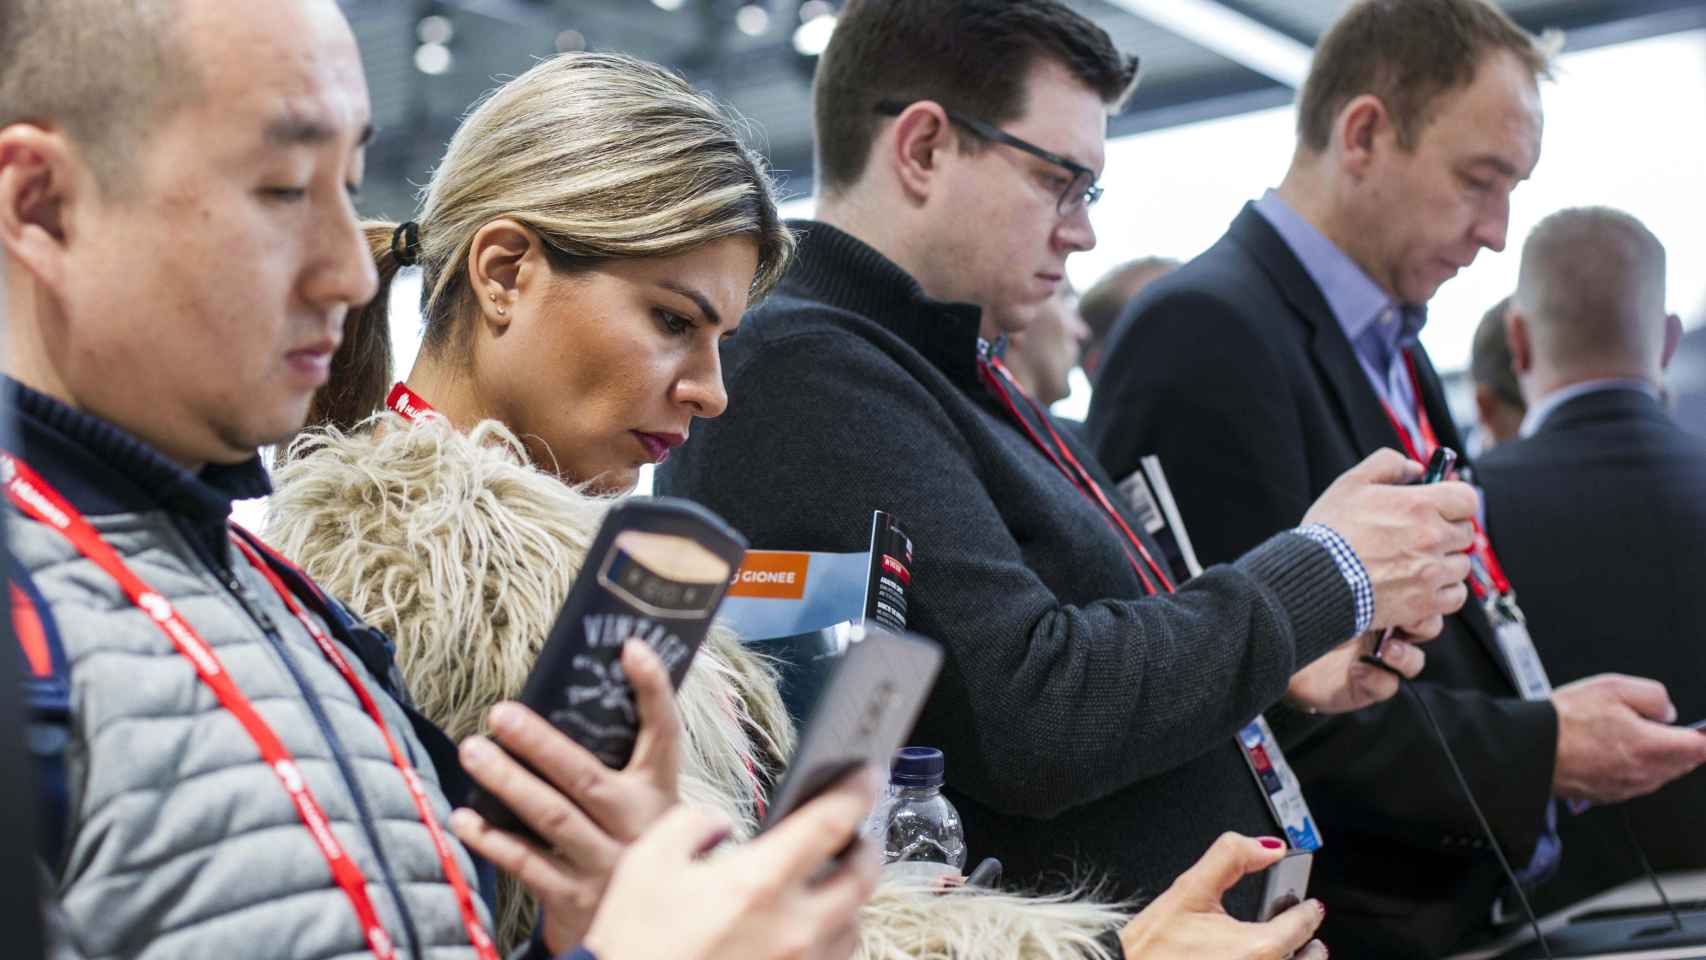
[662, 0, 1481, 915]
[1088, 1, 1706, 953]
[1077, 256, 1177, 380]
[1471, 296, 1526, 450]
[1481, 208, 1706, 914]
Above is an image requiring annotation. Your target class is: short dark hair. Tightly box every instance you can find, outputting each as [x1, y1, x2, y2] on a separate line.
[1470, 295, 1523, 409]
[1297, 0, 1553, 154]
[813, 0, 1139, 195]
[1078, 256, 1179, 345]
[0, 0, 194, 188]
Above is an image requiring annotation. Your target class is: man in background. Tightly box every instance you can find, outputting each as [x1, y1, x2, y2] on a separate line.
[1470, 295, 1527, 451]
[998, 281, 1090, 407]
[1076, 256, 1177, 380]
[1479, 207, 1706, 914]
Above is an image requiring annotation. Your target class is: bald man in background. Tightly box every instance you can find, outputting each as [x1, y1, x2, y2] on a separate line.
[1478, 207, 1706, 913]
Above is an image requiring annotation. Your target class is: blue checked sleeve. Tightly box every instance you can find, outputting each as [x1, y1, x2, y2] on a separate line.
[1294, 523, 1373, 635]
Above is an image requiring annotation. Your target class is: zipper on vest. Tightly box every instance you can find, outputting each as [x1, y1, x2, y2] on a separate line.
[220, 570, 430, 960]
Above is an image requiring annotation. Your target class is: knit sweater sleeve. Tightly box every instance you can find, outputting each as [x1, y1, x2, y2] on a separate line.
[662, 328, 1353, 818]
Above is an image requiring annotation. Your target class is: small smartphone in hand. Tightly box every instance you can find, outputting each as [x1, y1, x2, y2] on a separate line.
[762, 626, 943, 831]
[1258, 848, 1314, 921]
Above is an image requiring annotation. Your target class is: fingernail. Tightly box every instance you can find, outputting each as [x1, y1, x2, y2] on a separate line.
[489, 703, 519, 735]
[449, 808, 479, 833]
[1312, 898, 1326, 917]
[460, 737, 493, 767]
[623, 641, 658, 672]
[1259, 837, 1285, 850]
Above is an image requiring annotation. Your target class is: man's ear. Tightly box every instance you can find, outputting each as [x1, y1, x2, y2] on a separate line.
[1661, 312, 1683, 372]
[886, 101, 958, 205]
[1506, 306, 1534, 379]
[1333, 94, 1393, 180]
[0, 125, 83, 295]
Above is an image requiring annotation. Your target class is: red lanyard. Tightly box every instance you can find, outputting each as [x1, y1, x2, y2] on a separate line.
[1377, 351, 1515, 602]
[978, 352, 1176, 596]
[0, 453, 497, 960]
[387, 381, 437, 422]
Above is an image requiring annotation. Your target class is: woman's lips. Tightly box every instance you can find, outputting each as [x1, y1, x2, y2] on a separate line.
[632, 431, 684, 464]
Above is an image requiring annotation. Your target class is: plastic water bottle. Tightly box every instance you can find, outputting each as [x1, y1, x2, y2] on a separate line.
[881, 747, 966, 879]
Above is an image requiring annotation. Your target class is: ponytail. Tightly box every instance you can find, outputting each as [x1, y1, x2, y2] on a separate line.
[306, 222, 405, 435]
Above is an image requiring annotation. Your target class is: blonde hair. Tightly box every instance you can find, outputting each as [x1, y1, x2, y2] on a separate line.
[310, 51, 794, 432]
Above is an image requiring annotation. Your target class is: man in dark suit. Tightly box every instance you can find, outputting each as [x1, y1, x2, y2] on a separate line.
[1087, 1, 1706, 955]
[1479, 207, 1706, 914]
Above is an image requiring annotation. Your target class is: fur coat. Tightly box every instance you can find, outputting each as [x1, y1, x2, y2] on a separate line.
[265, 413, 1125, 959]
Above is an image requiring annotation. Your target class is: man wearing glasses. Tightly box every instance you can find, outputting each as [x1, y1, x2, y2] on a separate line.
[660, 0, 1480, 913]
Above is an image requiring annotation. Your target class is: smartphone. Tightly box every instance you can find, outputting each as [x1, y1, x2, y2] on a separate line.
[761, 625, 944, 831]
[1420, 446, 1458, 484]
[1258, 848, 1314, 921]
[471, 497, 748, 841]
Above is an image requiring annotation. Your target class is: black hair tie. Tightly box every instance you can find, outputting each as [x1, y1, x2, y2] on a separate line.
[391, 220, 421, 266]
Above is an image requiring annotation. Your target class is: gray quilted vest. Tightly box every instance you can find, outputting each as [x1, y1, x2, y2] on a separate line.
[15, 502, 495, 960]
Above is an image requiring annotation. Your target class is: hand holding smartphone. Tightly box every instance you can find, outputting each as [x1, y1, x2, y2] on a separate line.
[469, 498, 748, 841]
[1367, 446, 1459, 664]
[1258, 848, 1315, 921]
[762, 626, 943, 831]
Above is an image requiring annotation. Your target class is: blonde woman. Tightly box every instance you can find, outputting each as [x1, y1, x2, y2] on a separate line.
[266, 52, 1325, 960]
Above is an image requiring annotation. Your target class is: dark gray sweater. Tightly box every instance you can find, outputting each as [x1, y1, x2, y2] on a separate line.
[659, 221, 1355, 911]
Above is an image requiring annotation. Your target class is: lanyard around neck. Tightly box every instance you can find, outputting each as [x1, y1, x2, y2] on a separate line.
[1, 452, 497, 960]
[387, 381, 437, 423]
[976, 344, 1175, 596]
[1376, 350, 1515, 603]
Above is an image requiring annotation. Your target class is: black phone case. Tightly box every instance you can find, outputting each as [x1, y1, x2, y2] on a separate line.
[470, 497, 747, 840]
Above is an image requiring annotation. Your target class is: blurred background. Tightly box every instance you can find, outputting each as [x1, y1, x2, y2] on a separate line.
[336, 0, 1706, 436]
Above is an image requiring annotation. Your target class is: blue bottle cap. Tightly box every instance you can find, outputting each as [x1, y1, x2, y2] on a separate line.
[890, 746, 945, 788]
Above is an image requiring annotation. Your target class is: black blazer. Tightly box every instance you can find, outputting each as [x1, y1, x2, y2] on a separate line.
[1086, 204, 1559, 958]
[1479, 387, 1706, 914]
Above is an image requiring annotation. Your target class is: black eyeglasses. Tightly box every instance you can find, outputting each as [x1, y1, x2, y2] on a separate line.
[874, 99, 1103, 216]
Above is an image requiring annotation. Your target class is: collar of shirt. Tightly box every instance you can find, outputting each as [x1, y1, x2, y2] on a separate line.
[1254, 191, 1429, 431]
[1519, 378, 1659, 438]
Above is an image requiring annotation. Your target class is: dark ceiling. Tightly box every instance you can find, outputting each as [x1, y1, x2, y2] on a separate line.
[338, 0, 1706, 221]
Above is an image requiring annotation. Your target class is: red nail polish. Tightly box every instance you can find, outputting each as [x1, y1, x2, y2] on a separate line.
[1259, 837, 1285, 850]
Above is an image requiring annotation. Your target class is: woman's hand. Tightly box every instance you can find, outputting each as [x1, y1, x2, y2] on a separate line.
[1119, 833, 1327, 960]
[450, 640, 683, 953]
